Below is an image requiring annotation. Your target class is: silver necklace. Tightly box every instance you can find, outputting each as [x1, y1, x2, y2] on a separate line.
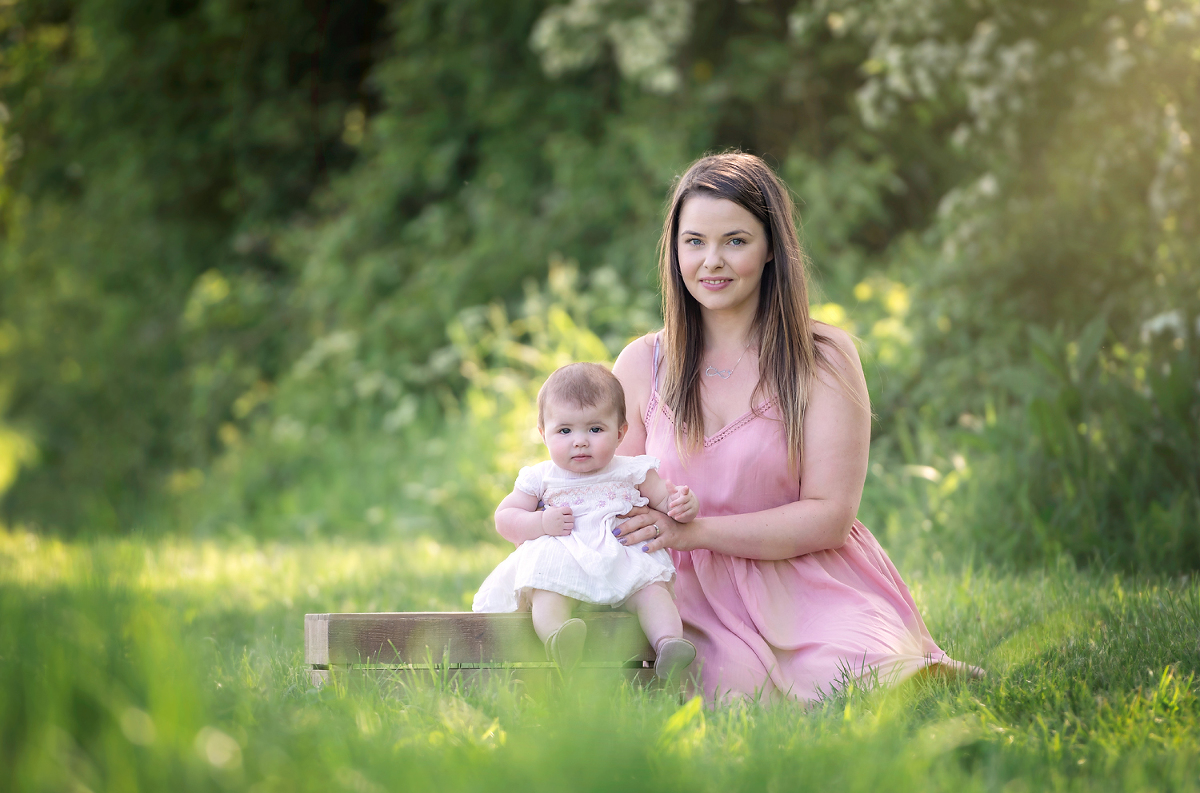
[705, 344, 750, 379]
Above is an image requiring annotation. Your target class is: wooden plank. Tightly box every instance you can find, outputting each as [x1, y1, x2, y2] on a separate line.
[307, 612, 655, 666]
[304, 614, 329, 665]
[314, 665, 656, 690]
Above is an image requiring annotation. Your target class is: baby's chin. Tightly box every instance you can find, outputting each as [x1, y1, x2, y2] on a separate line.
[557, 453, 613, 474]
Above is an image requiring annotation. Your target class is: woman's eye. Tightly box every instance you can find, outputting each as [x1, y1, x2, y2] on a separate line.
[729, 238, 745, 246]
[683, 238, 702, 246]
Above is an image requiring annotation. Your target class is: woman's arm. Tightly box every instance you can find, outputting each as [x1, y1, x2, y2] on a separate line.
[612, 333, 657, 458]
[615, 326, 871, 561]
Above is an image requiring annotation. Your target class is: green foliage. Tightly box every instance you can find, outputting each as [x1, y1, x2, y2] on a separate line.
[981, 320, 1199, 570]
[851, 0, 1200, 404]
[166, 262, 656, 542]
[0, 0, 386, 529]
[3, 0, 926, 531]
[0, 0, 1196, 575]
[860, 318, 1200, 573]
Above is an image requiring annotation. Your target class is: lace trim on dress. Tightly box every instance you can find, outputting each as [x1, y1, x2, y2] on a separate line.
[645, 389, 772, 448]
[704, 403, 773, 446]
[647, 332, 772, 447]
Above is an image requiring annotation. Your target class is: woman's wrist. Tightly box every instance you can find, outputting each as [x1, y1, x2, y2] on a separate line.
[676, 515, 708, 552]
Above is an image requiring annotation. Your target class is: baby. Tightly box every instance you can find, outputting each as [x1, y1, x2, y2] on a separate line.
[472, 362, 699, 678]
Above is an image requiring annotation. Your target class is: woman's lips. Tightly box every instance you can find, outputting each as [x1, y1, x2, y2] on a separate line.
[699, 278, 731, 291]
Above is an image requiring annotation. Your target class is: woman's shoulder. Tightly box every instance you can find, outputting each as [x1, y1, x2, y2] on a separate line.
[612, 331, 660, 391]
[812, 322, 862, 372]
[811, 321, 869, 406]
[813, 321, 855, 352]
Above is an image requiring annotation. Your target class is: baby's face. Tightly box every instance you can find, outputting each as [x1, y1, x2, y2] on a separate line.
[540, 401, 627, 475]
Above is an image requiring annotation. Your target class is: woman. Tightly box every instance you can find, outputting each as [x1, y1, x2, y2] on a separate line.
[612, 152, 980, 702]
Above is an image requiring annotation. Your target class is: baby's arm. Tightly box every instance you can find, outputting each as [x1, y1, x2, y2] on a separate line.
[495, 488, 574, 545]
[638, 470, 700, 523]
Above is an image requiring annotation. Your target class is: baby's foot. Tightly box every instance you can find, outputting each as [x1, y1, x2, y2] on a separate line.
[653, 637, 696, 680]
[544, 618, 587, 670]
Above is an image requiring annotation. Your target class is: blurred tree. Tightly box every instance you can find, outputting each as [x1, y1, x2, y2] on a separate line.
[281, 0, 954, 426]
[829, 0, 1200, 411]
[0, 0, 387, 529]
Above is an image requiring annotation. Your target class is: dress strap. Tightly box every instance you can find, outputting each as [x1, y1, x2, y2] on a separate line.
[652, 332, 661, 391]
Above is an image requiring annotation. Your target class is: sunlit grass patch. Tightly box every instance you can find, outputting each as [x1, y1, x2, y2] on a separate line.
[0, 526, 506, 614]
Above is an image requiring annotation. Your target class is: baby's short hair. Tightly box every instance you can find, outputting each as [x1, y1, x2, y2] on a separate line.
[537, 362, 627, 431]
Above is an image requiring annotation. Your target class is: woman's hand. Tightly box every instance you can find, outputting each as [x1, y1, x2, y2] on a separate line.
[613, 505, 691, 554]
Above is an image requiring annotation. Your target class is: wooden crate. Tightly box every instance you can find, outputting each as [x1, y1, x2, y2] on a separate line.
[304, 612, 656, 688]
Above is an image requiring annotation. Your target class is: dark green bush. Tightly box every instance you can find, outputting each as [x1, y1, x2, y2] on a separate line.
[1015, 321, 1198, 570]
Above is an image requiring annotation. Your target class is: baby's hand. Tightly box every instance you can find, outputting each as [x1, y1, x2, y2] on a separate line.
[542, 504, 574, 536]
[666, 483, 699, 523]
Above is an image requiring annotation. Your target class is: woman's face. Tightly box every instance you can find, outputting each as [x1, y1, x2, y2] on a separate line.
[676, 194, 773, 318]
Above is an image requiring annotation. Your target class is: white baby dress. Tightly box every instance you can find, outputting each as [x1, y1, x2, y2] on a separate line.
[472, 455, 676, 612]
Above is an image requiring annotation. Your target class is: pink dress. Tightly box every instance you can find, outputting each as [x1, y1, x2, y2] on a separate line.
[644, 339, 951, 702]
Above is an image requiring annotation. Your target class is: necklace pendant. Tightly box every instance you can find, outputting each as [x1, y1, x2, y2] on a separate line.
[705, 342, 750, 380]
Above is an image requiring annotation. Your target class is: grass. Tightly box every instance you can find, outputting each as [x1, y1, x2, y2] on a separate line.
[2, 526, 1199, 792]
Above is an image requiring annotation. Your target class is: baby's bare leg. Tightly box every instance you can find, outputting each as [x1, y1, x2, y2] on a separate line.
[530, 589, 576, 644]
[626, 583, 695, 679]
[623, 582, 682, 650]
[531, 589, 586, 669]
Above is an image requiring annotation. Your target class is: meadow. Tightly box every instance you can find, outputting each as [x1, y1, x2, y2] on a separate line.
[3, 1, 1198, 790]
[4, 525, 1199, 793]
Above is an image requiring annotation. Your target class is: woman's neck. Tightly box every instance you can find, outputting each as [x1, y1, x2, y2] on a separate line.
[700, 306, 757, 353]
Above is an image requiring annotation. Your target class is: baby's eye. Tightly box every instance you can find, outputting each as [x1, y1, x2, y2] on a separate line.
[589, 426, 603, 433]
[557, 428, 570, 435]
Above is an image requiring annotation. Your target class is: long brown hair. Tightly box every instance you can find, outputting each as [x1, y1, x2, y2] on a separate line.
[657, 152, 843, 473]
